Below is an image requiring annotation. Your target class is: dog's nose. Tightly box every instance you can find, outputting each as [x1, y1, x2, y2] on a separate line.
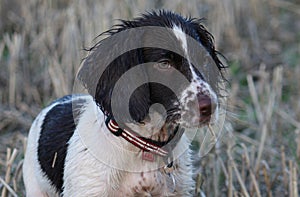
[197, 94, 216, 123]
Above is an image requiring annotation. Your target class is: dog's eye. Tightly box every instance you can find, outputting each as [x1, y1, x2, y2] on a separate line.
[155, 60, 172, 70]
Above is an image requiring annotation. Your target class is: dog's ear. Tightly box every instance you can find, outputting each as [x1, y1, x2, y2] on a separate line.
[78, 30, 151, 123]
[95, 49, 151, 123]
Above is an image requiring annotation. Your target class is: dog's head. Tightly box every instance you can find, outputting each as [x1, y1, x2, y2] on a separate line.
[78, 10, 225, 144]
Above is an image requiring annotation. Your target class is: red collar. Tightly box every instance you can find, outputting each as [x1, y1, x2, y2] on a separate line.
[105, 117, 169, 157]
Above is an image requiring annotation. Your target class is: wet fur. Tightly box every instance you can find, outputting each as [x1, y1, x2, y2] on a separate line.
[23, 10, 225, 197]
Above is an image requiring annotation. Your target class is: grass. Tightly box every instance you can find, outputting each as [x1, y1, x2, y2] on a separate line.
[1, 0, 300, 196]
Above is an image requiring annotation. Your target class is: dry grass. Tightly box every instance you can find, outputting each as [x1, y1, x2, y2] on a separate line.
[0, 0, 300, 196]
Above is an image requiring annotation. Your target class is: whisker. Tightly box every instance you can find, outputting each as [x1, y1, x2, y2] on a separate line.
[208, 124, 217, 142]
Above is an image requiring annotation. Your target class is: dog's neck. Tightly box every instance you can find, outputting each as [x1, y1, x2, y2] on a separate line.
[105, 116, 169, 158]
[102, 108, 184, 166]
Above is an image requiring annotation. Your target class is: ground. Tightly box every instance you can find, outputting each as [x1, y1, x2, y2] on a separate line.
[1, 0, 300, 196]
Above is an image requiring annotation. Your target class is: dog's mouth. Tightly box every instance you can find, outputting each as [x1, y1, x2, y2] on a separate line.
[166, 107, 216, 129]
[122, 95, 218, 152]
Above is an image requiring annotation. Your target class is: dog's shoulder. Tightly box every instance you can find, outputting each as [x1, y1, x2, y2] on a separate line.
[37, 94, 92, 193]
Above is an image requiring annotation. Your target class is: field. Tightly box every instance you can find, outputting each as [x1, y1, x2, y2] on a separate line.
[0, 0, 300, 196]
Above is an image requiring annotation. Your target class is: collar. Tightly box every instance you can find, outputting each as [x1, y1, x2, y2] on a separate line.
[105, 116, 179, 158]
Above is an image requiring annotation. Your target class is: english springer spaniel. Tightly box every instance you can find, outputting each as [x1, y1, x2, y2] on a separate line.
[23, 10, 225, 197]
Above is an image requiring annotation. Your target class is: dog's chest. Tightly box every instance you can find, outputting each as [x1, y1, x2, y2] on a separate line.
[117, 170, 174, 196]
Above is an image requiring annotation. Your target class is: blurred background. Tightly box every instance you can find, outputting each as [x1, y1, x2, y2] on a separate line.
[0, 0, 299, 196]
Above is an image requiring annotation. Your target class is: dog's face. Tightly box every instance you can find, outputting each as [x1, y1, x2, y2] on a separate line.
[78, 10, 225, 143]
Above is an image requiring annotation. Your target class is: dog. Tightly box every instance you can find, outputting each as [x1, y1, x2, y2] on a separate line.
[23, 10, 225, 197]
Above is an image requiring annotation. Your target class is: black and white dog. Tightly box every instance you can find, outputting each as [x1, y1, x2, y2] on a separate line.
[23, 10, 225, 197]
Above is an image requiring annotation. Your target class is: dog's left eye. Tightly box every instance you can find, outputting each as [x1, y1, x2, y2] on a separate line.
[155, 60, 172, 70]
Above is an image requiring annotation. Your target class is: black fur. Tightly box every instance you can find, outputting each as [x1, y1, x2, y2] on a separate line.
[102, 10, 224, 71]
[95, 49, 150, 123]
[78, 10, 225, 125]
[37, 95, 86, 193]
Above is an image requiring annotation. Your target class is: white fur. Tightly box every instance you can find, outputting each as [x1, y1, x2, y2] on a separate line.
[23, 95, 195, 197]
[23, 102, 63, 197]
[172, 25, 198, 82]
[172, 25, 218, 127]
[172, 25, 188, 56]
[179, 78, 218, 128]
[24, 22, 218, 197]
[23, 15, 221, 197]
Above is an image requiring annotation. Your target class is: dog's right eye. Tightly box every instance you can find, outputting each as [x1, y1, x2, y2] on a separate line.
[155, 59, 172, 70]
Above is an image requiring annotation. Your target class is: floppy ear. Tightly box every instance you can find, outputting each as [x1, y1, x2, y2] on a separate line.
[95, 49, 151, 123]
[77, 31, 151, 123]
